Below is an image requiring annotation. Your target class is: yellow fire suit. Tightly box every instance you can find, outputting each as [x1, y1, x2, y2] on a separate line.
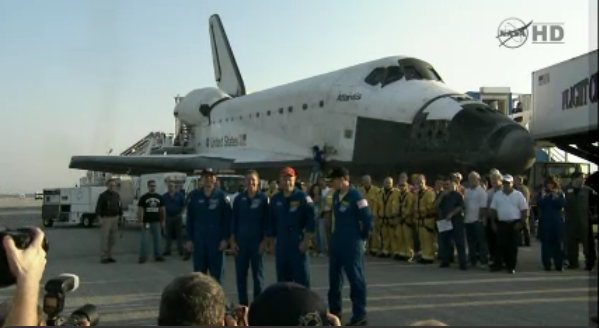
[396, 188, 415, 259]
[265, 189, 279, 199]
[378, 187, 399, 256]
[414, 187, 437, 261]
[359, 185, 381, 254]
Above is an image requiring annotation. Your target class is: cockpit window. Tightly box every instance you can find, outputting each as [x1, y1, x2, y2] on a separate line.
[403, 66, 423, 80]
[428, 68, 443, 82]
[365, 67, 386, 86]
[398, 58, 445, 82]
[382, 66, 404, 87]
[365, 66, 405, 87]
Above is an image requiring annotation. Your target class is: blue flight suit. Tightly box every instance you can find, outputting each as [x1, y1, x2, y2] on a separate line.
[537, 190, 566, 270]
[328, 187, 373, 322]
[232, 190, 269, 306]
[268, 188, 315, 288]
[186, 187, 232, 285]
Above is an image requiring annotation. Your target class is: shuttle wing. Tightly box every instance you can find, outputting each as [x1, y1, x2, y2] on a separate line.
[69, 155, 235, 176]
[69, 149, 314, 176]
[209, 14, 246, 97]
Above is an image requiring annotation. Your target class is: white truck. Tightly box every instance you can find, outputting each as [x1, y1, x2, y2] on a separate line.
[41, 175, 135, 228]
[41, 186, 106, 228]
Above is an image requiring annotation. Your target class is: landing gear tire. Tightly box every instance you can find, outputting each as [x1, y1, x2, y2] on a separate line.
[82, 215, 93, 228]
[43, 218, 54, 228]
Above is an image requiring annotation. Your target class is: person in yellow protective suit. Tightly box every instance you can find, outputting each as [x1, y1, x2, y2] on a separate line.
[377, 177, 399, 258]
[395, 181, 415, 261]
[359, 175, 381, 256]
[413, 174, 437, 264]
[322, 184, 336, 255]
[265, 180, 279, 198]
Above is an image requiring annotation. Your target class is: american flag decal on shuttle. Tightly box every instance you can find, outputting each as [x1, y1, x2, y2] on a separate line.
[357, 199, 368, 209]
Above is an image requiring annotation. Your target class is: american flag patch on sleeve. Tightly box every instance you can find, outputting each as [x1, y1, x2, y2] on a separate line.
[357, 199, 368, 209]
[306, 196, 313, 203]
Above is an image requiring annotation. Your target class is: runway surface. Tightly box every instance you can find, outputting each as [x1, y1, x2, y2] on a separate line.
[0, 198, 42, 211]
[0, 209, 596, 326]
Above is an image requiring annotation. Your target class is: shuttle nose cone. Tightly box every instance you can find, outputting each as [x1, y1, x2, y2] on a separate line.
[489, 126, 536, 172]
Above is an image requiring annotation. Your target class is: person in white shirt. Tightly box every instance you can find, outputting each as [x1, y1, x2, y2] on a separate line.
[317, 177, 330, 198]
[464, 171, 489, 268]
[486, 170, 503, 264]
[489, 174, 529, 274]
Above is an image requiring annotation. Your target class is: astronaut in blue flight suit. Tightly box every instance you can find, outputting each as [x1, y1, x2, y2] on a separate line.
[537, 175, 567, 271]
[230, 169, 270, 306]
[268, 166, 315, 288]
[328, 167, 372, 326]
[186, 168, 232, 285]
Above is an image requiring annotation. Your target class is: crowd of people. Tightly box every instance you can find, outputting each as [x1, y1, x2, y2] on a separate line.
[2, 165, 596, 327]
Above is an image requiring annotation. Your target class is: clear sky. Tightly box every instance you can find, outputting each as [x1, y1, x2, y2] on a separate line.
[0, 0, 597, 193]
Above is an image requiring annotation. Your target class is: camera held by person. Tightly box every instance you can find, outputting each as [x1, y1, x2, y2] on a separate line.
[42, 274, 99, 326]
[0, 227, 49, 288]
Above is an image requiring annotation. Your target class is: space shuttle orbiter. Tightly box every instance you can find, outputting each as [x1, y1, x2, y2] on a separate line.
[69, 14, 536, 180]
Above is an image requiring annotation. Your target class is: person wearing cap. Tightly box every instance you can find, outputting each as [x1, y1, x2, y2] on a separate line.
[268, 166, 315, 288]
[248, 282, 340, 326]
[564, 171, 597, 271]
[230, 170, 270, 306]
[413, 174, 437, 264]
[489, 174, 529, 274]
[396, 179, 415, 261]
[358, 175, 380, 256]
[328, 166, 372, 326]
[185, 168, 232, 284]
[376, 177, 398, 258]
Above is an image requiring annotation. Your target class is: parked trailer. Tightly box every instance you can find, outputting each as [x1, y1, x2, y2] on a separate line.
[41, 186, 106, 228]
[41, 176, 134, 228]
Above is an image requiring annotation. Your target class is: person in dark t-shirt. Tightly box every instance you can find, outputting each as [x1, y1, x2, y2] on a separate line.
[437, 177, 467, 270]
[137, 179, 166, 263]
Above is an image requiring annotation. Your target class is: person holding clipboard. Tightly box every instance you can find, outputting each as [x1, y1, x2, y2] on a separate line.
[436, 176, 467, 270]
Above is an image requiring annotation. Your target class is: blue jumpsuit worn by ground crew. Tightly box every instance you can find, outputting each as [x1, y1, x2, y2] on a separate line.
[537, 191, 566, 270]
[328, 187, 373, 323]
[232, 190, 269, 306]
[269, 188, 315, 288]
[186, 187, 232, 285]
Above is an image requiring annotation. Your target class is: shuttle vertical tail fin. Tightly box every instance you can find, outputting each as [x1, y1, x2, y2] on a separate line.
[209, 14, 246, 97]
